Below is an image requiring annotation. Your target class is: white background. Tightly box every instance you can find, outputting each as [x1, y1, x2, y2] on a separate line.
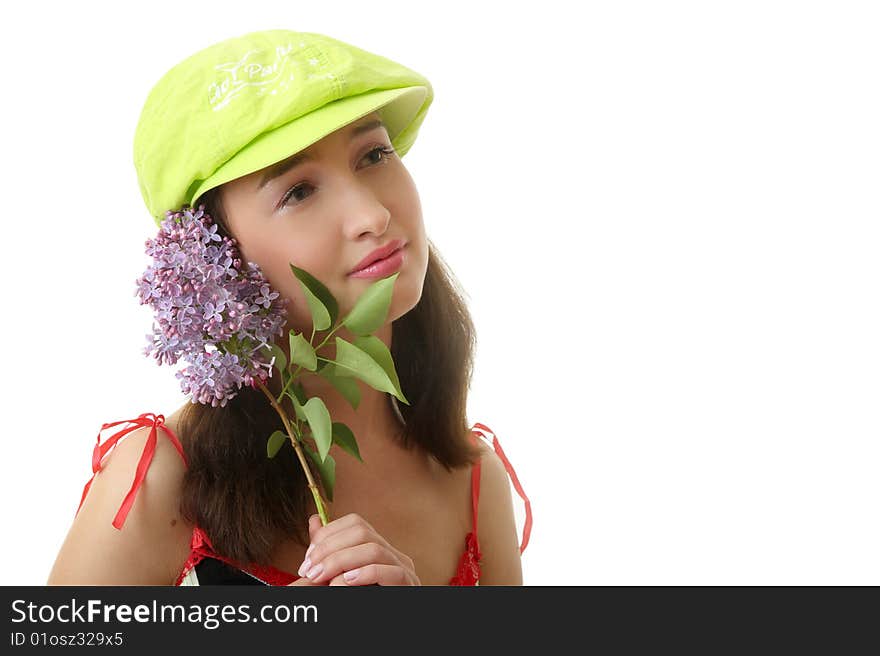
[1, 0, 877, 586]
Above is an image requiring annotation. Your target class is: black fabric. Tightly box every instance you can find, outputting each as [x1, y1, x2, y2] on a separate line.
[192, 557, 270, 585]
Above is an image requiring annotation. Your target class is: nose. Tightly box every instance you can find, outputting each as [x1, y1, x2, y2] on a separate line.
[339, 178, 392, 239]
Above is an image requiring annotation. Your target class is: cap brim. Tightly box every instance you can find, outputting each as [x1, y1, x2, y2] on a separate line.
[187, 85, 428, 208]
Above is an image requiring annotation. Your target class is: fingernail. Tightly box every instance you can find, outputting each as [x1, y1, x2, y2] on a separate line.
[298, 557, 311, 577]
[305, 543, 315, 559]
[306, 563, 324, 580]
[343, 569, 360, 582]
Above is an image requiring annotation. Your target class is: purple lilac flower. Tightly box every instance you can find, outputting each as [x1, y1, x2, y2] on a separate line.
[135, 204, 290, 407]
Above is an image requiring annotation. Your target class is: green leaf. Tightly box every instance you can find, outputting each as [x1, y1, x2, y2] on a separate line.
[352, 335, 409, 405]
[341, 272, 399, 336]
[332, 337, 407, 403]
[289, 264, 338, 331]
[266, 430, 287, 458]
[284, 388, 307, 422]
[303, 444, 336, 503]
[303, 396, 332, 462]
[289, 330, 317, 371]
[292, 381, 308, 406]
[318, 361, 361, 410]
[289, 381, 309, 405]
[331, 422, 363, 463]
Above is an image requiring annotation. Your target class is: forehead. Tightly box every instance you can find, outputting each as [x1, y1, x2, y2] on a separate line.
[249, 111, 388, 189]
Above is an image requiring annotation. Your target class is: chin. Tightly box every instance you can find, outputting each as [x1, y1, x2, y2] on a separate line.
[352, 270, 413, 324]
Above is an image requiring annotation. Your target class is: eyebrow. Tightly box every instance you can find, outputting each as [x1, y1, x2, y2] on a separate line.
[257, 118, 386, 190]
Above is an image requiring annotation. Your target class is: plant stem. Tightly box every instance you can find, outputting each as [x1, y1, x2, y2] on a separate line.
[275, 365, 299, 403]
[256, 380, 330, 527]
[274, 322, 341, 404]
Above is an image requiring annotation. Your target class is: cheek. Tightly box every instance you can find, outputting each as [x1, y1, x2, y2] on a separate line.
[260, 239, 342, 325]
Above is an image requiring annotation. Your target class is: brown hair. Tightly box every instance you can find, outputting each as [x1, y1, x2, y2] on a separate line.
[174, 185, 483, 567]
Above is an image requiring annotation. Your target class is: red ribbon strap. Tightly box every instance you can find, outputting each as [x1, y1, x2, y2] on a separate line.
[76, 412, 187, 530]
[471, 422, 533, 554]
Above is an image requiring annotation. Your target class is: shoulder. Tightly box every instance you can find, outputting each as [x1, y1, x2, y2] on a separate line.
[93, 407, 190, 500]
[473, 436, 510, 505]
[472, 431, 524, 585]
[47, 406, 194, 585]
[471, 433, 505, 487]
[112, 407, 189, 472]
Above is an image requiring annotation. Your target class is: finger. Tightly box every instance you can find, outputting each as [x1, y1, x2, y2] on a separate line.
[308, 513, 322, 538]
[301, 512, 344, 572]
[305, 516, 409, 576]
[287, 575, 325, 586]
[300, 541, 401, 584]
[309, 513, 383, 551]
[338, 564, 418, 586]
[327, 573, 380, 587]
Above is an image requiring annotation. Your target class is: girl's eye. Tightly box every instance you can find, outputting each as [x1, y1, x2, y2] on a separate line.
[280, 144, 396, 207]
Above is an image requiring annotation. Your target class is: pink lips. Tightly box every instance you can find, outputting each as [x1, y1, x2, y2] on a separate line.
[349, 239, 405, 274]
[348, 244, 406, 279]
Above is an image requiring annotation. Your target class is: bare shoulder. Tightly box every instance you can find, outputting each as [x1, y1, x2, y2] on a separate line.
[473, 433, 524, 585]
[47, 405, 194, 585]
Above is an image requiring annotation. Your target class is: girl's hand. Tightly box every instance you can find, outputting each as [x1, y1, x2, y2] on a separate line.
[286, 574, 325, 586]
[296, 513, 421, 586]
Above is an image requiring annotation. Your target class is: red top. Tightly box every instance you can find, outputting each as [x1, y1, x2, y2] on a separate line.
[77, 412, 532, 586]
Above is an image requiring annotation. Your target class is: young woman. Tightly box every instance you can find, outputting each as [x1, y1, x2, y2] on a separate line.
[47, 30, 531, 586]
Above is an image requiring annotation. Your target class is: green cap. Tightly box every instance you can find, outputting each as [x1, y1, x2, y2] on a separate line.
[133, 29, 433, 226]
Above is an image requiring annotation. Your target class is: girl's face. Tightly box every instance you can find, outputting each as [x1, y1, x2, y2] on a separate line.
[217, 112, 429, 338]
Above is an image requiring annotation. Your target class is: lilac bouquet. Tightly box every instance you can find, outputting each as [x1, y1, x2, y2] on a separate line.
[135, 204, 409, 525]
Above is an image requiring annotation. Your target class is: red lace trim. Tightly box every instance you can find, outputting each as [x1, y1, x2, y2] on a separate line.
[174, 525, 297, 586]
[448, 531, 482, 586]
[176, 524, 481, 586]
